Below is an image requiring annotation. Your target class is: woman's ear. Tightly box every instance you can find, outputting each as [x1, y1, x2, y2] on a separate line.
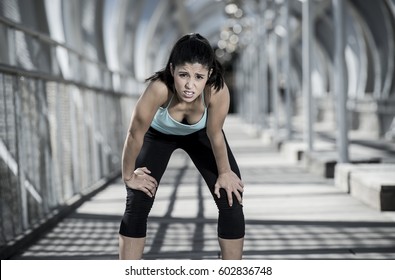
[209, 68, 213, 78]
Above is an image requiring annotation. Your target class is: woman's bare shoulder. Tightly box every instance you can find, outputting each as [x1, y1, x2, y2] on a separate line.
[206, 83, 229, 104]
[143, 80, 170, 105]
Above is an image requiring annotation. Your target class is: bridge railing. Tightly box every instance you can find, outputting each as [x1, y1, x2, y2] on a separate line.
[0, 16, 139, 258]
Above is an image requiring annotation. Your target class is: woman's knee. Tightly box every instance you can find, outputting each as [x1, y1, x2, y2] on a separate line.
[217, 202, 245, 239]
[120, 188, 155, 238]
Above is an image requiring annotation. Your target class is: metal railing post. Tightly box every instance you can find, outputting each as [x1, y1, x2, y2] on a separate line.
[302, 0, 314, 152]
[333, 0, 349, 163]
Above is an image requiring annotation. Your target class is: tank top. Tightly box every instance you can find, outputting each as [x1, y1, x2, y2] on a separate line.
[150, 93, 207, 135]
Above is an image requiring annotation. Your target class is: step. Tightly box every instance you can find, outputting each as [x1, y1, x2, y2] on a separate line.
[349, 170, 395, 211]
[335, 163, 395, 193]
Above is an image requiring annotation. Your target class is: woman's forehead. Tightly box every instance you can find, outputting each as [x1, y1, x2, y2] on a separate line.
[175, 63, 209, 72]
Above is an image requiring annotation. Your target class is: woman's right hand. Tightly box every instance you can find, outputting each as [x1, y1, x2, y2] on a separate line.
[124, 167, 158, 198]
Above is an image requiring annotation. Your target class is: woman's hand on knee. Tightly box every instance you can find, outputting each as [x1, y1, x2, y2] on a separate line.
[124, 167, 158, 197]
[214, 171, 244, 207]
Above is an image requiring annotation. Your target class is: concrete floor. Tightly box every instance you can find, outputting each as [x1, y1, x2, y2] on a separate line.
[11, 116, 395, 260]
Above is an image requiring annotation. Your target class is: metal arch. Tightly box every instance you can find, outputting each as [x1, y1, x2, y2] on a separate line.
[194, 15, 224, 37]
[135, 0, 230, 76]
[291, 41, 331, 97]
[134, 0, 168, 81]
[350, 0, 391, 98]
[313, 2, 369, 98]
[380, 2, 395, 98]
[186, 0, 227, 37]
[344, 4, 363, 98]
[314, 13, 335, 95]
[44, 0, 70, 78]
[133, 0, 220, 80]
[347, 2, 368, 99]
[290, 47, 303, 94]
[387, 0, 395, 16]
[173, 0, 191, 34]
[61, 0, 85, 58]
[102, 0, 144, 74]
[290, 62, 302, 95]
[123, 0, 147, 74]
[313, 38, 331, 96]
[271, 0, 334, 99]
[353, 8, 381, 97]
[144, 0, 220, 74]
[150, 31, 178, 72]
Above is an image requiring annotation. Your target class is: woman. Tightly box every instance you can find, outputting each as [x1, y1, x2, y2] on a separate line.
[119, 33, 245, 260]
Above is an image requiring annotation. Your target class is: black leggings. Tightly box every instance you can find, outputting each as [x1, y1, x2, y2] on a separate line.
[119, 127, 245, 239]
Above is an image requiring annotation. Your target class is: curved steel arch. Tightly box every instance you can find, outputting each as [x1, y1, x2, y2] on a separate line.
[350, 0, 394, 98]
[133, 0, 230, 79]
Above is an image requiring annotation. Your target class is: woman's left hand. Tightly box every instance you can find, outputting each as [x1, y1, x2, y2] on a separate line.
[214, 171, 244, 207]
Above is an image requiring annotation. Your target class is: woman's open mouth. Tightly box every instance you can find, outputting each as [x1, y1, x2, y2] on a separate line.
[184, 91, 194, 98]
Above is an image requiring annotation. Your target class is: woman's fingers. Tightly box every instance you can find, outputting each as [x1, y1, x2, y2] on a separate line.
[141, 176, 158, 197]
[144, 181, 157, 197]
[227, 189, 233, 207]
[214, 183, 221, 199]
[215, 183, 243, 207]
[134, 167, 148, 175]
[129, 179, 156, 197]
[147, 175, 158, 187]
[134, 167, 158, 186]
[140, 167, 151, 174]
[127, 167, 158, 197]
[227, 187, 243, 206]
[234, 188, 243, 205]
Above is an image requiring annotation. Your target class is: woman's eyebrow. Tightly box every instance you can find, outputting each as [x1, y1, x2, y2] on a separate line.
[178, 70, 205, 74]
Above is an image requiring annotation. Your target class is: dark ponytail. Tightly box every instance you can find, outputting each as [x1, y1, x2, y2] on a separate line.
[207, 58, 224, 92]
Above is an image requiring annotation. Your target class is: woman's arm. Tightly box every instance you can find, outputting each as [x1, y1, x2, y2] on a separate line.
[121, 81, 168, 197]
[206, 84, 244, 206]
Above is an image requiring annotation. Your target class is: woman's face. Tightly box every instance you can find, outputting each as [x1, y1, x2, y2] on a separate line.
[172, 63, 210, 103]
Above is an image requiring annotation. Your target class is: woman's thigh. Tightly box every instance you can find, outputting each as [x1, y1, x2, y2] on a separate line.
[182, 129, 241, 190]
[135, 128, 178, 184]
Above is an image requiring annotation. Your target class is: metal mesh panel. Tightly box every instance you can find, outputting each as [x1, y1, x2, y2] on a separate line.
[59, 83, 74, 199]
[0, 74, 20, 243]
[74, 87, 90, 191]
[3, 77, 23, 238]
[0, 76, 132, 248]
[69, 85, 83, 193]
[46, 81, 62, 207]
[19, 77, 43, 225]
[0, 5, 139, 256]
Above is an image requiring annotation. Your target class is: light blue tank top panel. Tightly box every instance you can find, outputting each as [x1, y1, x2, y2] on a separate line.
[151, 94, 207, 135]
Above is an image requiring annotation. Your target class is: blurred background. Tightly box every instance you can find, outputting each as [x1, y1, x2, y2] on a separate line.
[0, 0, 394, 259]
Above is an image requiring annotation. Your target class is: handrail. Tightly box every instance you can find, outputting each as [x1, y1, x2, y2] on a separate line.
[0, 62, 136, 96]
[0, 15, 139, 96]
[0, 16, 114, 73]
